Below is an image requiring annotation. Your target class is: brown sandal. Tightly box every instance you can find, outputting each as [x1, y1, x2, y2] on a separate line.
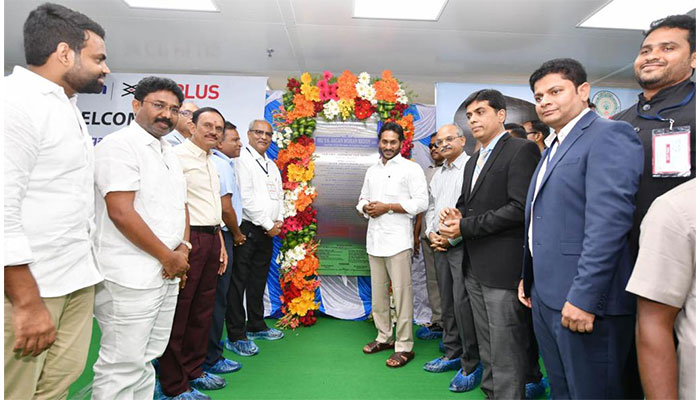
[362, 340, 394, 354]
[386, 351, 415, 368]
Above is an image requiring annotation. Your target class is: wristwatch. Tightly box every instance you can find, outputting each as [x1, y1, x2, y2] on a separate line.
[181, 240, 192, 251]
[387, 204, 394, 215]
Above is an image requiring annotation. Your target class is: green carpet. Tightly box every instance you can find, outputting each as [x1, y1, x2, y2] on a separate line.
[69, 316, 549, 399]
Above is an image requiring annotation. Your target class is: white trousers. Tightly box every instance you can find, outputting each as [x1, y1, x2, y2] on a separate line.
[92, 280, 178, 400]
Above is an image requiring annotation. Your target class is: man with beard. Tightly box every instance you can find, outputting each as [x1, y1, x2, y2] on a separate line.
[357, 122, 428, 368]
[164, 102, 199, 146]
[612, 14, 695, 398]
[92, 77, 189, 399]
[158, 107, 229, 399]
[4, 4, 109, 398]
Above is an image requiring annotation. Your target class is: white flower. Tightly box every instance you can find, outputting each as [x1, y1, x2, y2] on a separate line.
[396, 88, 408, 104]
[358, 72, 371, 85]
[355, 83, 376, 102]
[323, 99, 340, 120]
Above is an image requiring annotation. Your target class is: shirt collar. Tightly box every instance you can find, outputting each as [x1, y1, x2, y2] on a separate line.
[212, 148, 233, 164]
[378, 154, 403, 167]
[480, 131, 508, 156]
[638, 78, 695, 104]
[183, 138, 210, 157]
[12, 65, 76, 101]
[443, 151, 469, 170]
[546, 108, 590, 147]
[245, 144, 268, 162]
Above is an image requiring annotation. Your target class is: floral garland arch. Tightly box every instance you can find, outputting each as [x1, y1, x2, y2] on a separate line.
[273, 70, 414, 329]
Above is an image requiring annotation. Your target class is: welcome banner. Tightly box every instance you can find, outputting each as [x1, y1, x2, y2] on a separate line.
[76, 72, 268, 143]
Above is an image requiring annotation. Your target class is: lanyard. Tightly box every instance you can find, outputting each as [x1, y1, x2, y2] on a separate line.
[635, 82, 695, 129]
[246, 147, 268, 175]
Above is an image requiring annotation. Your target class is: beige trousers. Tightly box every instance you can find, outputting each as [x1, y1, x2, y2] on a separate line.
[368, 249, 414, 353]
[4, 285, 95, 400]
[420, 237, 442, 325]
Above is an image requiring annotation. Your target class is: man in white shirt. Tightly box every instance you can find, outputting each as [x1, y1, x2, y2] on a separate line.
[423, 124, 481, 392]
[92, 76, 190, 399]
[357, 121, 428, 368]
[224, 119, 285, 357]
[4, 4, 108, 399]
[159, 107, 228, 399]
[163, 102, 198, 146]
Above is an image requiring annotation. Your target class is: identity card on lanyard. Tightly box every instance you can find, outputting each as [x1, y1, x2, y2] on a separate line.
[651, 125, 691, 177]
[267, 178, 278, 200]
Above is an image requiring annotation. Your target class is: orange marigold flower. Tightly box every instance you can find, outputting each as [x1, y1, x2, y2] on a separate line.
[374, 70, 399, 102]
[288, 94, 316, 120]
[337, 70, 358, 100]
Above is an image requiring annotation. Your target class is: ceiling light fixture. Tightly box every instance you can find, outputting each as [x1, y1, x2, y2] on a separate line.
[123, 0, 219, 12]
[352, 0, 448, 21]
[578, 0, 695, 30]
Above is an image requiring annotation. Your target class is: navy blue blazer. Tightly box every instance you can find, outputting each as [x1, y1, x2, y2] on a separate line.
[521, 111, 643, 316]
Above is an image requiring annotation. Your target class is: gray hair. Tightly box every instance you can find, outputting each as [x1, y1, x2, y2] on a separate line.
[248, 119, 271, 131]
[440, 123, 464, 137]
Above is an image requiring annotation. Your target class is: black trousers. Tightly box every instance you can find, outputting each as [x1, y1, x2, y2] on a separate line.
[203, 230, 234, 368]
[225, 221, 273, 341]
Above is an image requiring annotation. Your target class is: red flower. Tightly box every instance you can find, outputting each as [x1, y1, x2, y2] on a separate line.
[287, 78, 301, 94]
[313, 101, 324, 113]
[354, 97, 374, 120]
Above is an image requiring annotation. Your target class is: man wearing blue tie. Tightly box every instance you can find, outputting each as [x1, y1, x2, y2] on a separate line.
[518, 58, 644, 399]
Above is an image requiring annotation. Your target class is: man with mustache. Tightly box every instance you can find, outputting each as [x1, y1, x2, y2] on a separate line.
[159, 107, 229, 399]
[423, 124, 482, 393]
[224, 120, 285, 357]
[164, 102, 199, 146]
[357, 122, 428, 368]
[92, 76, 189, 399]
[4, 4, 108, 398]
[613, 14, 696, 398]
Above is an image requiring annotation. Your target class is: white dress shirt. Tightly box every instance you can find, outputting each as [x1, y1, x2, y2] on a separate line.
[425, 151, 470, 237]
[238, 145, 283, 231]
[163, 130, 186, 147]
[356, 155, 429, 257]
[173, 139, 222, 226]
[528, 108, 591, 253]
[94, 122, 187, 289]
[4, 66, 102, 297]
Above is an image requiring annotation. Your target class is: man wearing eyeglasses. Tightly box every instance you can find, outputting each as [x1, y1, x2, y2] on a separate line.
[164, 101, 198, 146]
[224, 119, 285, 358]
[92, 76, 189, 399]
[158, 107, 229, 398]
[423, 124, 482, 392]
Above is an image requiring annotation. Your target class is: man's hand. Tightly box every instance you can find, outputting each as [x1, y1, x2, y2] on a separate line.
[267, 225, 281, 237]
[561, 301, 595, 333]
[438, 207, 462, 223]
[160, 249, 189, 279]
[179, 273, 188, 289]
[12, 300, 56, 357]
[413, 235, 421, 256]
[517, 279, 531, 308]
[218, 233, 228, 275]
[428, 232, 449, 252]
[365, 201, 390, 218]
[440, 219, 461, 239]
[233, 230, 246, 247]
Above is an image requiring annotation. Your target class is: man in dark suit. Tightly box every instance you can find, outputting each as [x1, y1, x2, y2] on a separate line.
[518, 58, 644, 399]
[441, 89, 541, 399]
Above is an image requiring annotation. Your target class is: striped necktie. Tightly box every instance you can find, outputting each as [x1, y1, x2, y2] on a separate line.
[471, 149, 488, 192]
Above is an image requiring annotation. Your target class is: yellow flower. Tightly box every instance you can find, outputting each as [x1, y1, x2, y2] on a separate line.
[338, 98, 354, 120]
[288, 290, 319, 316]
[301, 83, 320, 102]
[301, 72, 312, 85]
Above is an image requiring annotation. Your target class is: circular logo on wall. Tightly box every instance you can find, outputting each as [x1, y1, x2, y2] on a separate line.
[592, 90, 621, 118]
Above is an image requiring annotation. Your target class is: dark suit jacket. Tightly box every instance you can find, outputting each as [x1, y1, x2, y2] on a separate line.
[456, 134, 541, 289]
[522, 111, 643, 316]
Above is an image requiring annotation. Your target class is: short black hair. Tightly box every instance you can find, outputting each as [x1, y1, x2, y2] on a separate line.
[378, 121, 405, 142]
[192, 107, 225, 125]
[524, 120, 550, 136]
[23, 3, 105, 66]
[429, 131, 438, 140]
[464, 89, 507, 112]
[587, 99, 596, 109]
[134, 76, 184, 104]
[504, 123, 527, 139]
[529, 58, 587, 92]
[645, 14, 695, 53]
[224, 121, 237, 131]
